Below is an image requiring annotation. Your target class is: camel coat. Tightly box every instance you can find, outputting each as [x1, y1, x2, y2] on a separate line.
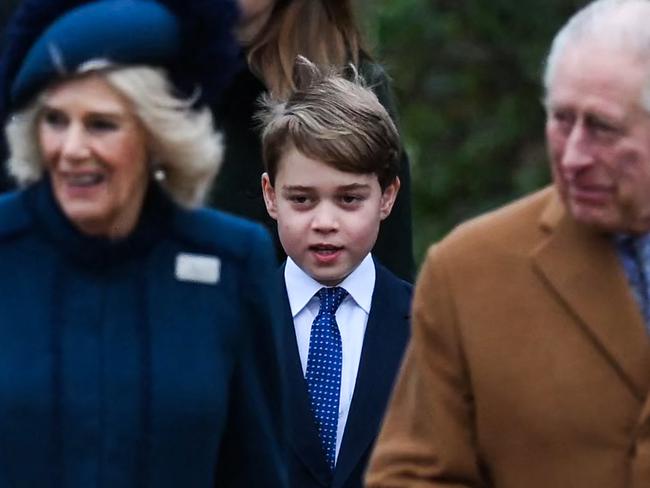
[366, 186, 650, 488]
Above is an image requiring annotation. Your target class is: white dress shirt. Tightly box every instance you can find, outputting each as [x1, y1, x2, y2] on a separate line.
[284, 253, 375, 462]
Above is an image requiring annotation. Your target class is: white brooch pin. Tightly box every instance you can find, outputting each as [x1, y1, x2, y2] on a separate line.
[175, 253, 221, 285]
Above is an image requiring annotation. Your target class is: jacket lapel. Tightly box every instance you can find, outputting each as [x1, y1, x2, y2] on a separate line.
[332, 262, 410, 487]
[532, 193, 650, 401]
[277, 267, 332, 486]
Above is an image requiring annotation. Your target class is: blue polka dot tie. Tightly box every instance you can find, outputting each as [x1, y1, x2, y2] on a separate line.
[305, 286, 348, 470]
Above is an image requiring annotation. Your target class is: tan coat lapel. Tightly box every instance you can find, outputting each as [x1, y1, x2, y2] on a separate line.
[532, 192, 650, 401]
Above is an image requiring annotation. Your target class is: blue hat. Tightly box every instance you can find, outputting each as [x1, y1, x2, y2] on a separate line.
[0, 0, 242, 111]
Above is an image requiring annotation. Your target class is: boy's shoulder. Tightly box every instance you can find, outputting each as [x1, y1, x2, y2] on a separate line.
[373, 257, 413, 301]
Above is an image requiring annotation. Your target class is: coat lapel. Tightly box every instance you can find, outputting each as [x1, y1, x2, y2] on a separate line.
[277, 267, 332, 486]
[332, 263, 410, 487]
[532, 194, 650, 401]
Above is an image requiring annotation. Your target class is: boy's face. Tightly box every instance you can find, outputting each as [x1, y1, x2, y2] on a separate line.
[262, 147, 399, 286]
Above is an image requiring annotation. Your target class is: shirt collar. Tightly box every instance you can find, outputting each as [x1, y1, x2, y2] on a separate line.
[284, 253, 376, 317]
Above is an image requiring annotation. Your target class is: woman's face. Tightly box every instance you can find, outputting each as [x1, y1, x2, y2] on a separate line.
[236, 0, 276, 42]
[38, 74, 150, 239]
[238, 0, 275, 21]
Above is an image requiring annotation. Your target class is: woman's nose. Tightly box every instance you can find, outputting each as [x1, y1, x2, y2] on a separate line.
[60, 124, 91, 161]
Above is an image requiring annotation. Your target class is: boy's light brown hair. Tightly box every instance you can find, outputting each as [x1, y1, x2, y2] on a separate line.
[257, 57, 400, 190]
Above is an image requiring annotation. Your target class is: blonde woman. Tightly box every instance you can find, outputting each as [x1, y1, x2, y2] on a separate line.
[0, 1, 287, 486]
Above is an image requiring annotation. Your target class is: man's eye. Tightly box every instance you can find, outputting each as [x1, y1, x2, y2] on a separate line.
[592, 120, 616, 133]
[552, 110, 573, 127]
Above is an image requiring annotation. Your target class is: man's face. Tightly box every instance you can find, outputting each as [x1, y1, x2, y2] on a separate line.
[262, 147, 399, 286]
[546, 43, 650, 234]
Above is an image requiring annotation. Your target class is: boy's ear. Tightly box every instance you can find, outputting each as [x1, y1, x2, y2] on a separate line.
[261, 173, 279, 220]
[379, 177, 400, 220]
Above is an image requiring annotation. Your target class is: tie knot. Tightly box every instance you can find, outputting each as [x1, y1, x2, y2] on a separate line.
[317, 287, 348, 316]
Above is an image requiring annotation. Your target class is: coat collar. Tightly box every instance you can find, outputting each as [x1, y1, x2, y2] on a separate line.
[532, 190, 650, 400]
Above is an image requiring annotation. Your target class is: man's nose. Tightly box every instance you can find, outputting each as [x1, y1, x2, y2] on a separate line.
[561, 124, 593, 174]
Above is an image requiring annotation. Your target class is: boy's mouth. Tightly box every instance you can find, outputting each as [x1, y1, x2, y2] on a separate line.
[309, 244, 344, 264]
[309, 244, 342, 255]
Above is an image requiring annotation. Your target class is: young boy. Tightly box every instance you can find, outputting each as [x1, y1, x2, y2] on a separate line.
[259, 59, 412, 488]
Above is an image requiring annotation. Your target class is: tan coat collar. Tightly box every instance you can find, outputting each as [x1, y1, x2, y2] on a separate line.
[533, 188, 650, 400]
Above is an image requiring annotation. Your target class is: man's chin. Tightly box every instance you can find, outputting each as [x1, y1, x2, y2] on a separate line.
[569, 203, 619, 233]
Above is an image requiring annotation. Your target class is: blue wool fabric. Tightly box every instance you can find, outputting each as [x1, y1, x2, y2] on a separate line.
[616, 234, 650, 329]
[0, 179, 287, 487]
[305, 286, 348, 470]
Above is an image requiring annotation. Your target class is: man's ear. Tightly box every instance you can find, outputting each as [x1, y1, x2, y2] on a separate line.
[379, 177, 400, 220]
[261, 172, 278, 220]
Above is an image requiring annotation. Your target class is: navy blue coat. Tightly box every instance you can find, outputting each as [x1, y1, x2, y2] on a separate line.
[279, 261, 411, 488]
[0, 179, 288, 488]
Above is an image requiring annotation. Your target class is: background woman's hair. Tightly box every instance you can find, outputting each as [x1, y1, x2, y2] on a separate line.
[246, 0, 369, 98]
[5, 64, 223, 206]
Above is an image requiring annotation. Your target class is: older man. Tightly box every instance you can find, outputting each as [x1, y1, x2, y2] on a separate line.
[365, 1, 650, 487]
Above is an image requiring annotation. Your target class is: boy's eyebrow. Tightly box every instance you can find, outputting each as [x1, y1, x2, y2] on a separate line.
[338, 183, 371, 191]
[281, 185, 315, 192]
[281, 183, 372, 192]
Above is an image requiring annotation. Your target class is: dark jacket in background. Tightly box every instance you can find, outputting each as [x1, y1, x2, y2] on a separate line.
[208, 60, 415, 283]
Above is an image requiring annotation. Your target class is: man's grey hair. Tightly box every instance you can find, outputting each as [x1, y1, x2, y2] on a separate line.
[544, 0, 650, 111]
[5, 63, 223, 207]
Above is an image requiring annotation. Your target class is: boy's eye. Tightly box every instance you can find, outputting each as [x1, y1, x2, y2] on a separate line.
[288, 195, 311, 205]
[340, 194, 364, 205]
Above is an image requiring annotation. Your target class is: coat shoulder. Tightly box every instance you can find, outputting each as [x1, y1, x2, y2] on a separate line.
[171, 206, 274, 263]
[375, 259, 413, 297]
[0, 190, 31, 241]
[433, 186, 557, 259]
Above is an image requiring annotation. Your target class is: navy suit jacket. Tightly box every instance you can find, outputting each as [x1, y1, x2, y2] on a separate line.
[279, 260, 411, 488]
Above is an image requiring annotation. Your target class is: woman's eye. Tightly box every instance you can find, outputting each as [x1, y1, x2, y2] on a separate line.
[42, 110, 67, 128]
[87, 118, 118, 132]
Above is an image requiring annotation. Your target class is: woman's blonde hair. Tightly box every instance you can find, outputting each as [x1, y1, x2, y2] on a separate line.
[247, 0, 369, 98]
[5, 64, 223, 207]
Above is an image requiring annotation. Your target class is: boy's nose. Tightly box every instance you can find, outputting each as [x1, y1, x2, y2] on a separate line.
[311, 204, 339, 233]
